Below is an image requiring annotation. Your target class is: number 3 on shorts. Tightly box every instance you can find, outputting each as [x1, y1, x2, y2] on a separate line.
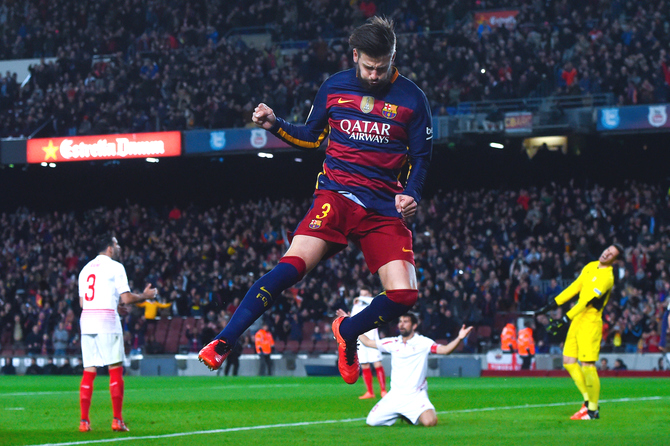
[85, 274, 96, 301]
[315, 203, 331, 219]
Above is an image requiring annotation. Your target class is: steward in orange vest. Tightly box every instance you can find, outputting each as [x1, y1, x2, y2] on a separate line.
[501, 323, 517, 353]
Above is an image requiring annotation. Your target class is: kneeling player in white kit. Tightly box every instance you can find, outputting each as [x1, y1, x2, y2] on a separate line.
[78, 235, 158, 433]
[359, 313, 472, 427]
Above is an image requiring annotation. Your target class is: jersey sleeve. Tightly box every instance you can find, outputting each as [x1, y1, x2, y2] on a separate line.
[78, 270, 87, 299]
[113, 263, 131, 295]
[269, 80, 330, 150]
[554, 266, 585, 306]
[566, 271, 614, 320]
[376, 337, 394, 353]
[402, 90, 432, 203]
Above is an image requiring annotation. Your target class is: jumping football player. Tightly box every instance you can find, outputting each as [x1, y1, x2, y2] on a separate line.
[198, 16, 432, 385]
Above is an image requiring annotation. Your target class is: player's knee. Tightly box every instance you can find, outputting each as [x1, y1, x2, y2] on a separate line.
[419, 410, 437, 427]
[386, 289, 418, 307]
[366, 415, 382, 427]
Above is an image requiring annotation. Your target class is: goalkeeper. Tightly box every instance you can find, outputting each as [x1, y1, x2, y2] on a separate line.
[537, 244, 623, 420]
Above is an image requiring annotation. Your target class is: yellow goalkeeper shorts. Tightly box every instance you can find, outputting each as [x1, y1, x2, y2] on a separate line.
[562, 319, 602, 362]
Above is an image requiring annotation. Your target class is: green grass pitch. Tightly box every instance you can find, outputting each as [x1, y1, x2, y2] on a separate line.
[1, 375, 669, 446]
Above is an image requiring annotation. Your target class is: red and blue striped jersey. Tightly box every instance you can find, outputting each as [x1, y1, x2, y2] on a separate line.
[268, 67, 433, 218]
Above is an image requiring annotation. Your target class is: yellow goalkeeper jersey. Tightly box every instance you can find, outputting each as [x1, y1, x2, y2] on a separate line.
[555, 261, 614, 324]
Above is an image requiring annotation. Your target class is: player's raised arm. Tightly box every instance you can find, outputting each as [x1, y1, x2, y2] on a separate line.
[252, 103, 277, 130]
[434, 325, 473, 355]
[256, 82, 330, 150]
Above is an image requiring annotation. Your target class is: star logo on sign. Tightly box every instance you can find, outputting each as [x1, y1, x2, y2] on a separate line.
[42, 140, 59, 160]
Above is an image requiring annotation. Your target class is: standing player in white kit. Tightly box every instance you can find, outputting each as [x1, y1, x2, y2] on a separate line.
[359, 313, 472, 426]
[78, 235, 158, 432]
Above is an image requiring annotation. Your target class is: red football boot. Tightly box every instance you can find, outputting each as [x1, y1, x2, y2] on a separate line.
[198, 339, 232, 371]
[332, 317, 360, 384]
[570, 403, 588, 420]
[112, 418, 129, 432]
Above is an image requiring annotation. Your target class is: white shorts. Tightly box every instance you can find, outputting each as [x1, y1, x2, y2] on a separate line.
[366, 388, 435, 426]
[81, 333, 125, 368]
[358, 342, 382, 364]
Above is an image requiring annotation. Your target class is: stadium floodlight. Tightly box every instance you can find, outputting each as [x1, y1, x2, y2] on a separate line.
[257, 152, 273, 158]
[490, 142, 504, 149]
[294, 157, 303, 163]
[481, 68, 486, 74]
[146, 157, 160, 163]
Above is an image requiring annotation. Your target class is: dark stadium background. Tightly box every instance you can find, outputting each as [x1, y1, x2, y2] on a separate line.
[1, 132, 669, 213]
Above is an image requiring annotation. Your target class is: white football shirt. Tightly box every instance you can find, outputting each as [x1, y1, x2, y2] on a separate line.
[78, 254, 130, 334]
[376, 334, 436, 394]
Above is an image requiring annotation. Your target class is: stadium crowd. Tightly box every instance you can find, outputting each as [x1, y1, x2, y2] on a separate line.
[1, 180, 669, 362]
[1, 0, 670, 137]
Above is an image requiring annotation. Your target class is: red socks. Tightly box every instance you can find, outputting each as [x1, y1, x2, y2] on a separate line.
[362, 367, 374, 394]
[376, 366, 387, 393]
[80, 370, 96, 421]
[109, 366, 124, 420]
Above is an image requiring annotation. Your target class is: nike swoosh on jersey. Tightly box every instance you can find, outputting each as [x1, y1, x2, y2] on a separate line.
[402, 247, 413, 252]
[338, 98, 354, 104]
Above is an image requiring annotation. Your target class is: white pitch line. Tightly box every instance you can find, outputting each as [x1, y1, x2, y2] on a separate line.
[0, 383, 302, 398]
[4, 407, 25, 410]
[25, 396, 667, 446]
[436, 395, 665, 414]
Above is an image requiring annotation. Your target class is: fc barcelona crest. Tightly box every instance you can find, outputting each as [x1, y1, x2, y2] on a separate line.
[360, 96, 374, 114]
[309, 219, 322, 229]
[382, 103, 398, 119]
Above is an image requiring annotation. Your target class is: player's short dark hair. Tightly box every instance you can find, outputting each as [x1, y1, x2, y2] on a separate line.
[95, 234, 116, 254]
[349, 16, 396, 58]
[612, 243, 624, 258]
[401, 312, 419, 325]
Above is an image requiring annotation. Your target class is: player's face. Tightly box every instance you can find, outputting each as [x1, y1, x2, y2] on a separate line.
[110, 237, 121, 260]
[397, 316, 416, 337]
[354, 49, 395, 91]
[599, 245, 620, 265]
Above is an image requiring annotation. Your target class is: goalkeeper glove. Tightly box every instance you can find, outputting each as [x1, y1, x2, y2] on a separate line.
[547, 315, 570, 336]
[535, 300, 559, 316]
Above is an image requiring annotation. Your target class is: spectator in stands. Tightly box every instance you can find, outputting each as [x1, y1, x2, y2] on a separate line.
[144, 333, 164, 355]
[52, 322, 69, 356]
[613, 358, 628, 371]
[1, 357, 16, 375]
[43, 357, 60, 375]
[58, 358, 74, 375]
[12, 314, 23, 348]
[599, 358, 610, 371]
[26, 357, 43, 375]
[136, 298, 173, 335]
[25, 324, 42, 356]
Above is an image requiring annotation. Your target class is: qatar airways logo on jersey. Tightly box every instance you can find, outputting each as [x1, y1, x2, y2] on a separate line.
[338, 119, 391, 144]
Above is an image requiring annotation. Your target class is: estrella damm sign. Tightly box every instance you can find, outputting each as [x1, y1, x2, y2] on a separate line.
[26, 131, 181, 163]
